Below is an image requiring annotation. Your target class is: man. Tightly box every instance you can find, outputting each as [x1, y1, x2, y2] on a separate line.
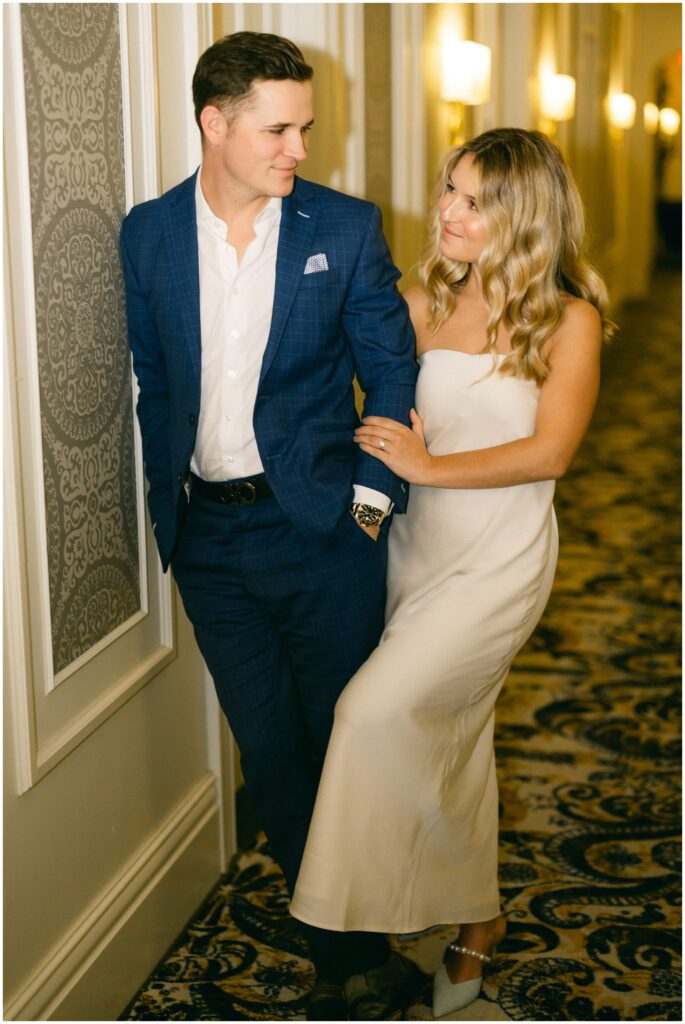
[121, 32, 420, 1020]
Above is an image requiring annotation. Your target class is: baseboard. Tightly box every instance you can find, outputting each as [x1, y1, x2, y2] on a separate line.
[4, 772, 222, 1021]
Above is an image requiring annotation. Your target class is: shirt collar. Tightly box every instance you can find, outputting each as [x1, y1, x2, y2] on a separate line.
[195, 170, 282, 233]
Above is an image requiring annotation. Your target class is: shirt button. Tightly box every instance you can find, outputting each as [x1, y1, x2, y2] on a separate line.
[226, 456, 234, 464]
[231, 287, 239, 295]
[225, 413, 232, 421]
[230, 330, 239, 339]
[227, 370, 237, 379]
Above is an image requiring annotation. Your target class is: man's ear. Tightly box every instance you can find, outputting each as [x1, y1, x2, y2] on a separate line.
[199, 104, 228, 146]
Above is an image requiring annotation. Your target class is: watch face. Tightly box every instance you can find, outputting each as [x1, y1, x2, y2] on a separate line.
[355, 505, 383, 526]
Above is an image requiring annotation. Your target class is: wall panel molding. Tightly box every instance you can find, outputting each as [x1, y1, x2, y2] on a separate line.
[4, 3, 175, 793]
[3, 235, 37, 797]
[3, 773, 219, 1021]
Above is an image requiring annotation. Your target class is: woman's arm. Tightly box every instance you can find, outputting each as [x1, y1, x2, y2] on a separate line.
[354, 299, 602, 488]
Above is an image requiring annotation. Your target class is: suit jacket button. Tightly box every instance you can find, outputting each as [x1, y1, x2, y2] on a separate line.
[188, 413, 197, 425]
[177, 474, 183, 483]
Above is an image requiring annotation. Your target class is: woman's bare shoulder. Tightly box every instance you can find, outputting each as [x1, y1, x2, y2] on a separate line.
[403, 284, 427, 310]
[549, 295, 603, 361]
[562, 294, 602, 329]
[402, 285, 430, 325]
[402, 286, 433, 353]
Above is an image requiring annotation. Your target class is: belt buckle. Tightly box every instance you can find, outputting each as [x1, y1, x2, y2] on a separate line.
[238, 482, 256, 505]
[222, 481, 256, 506]
[221, 483, 240, 507]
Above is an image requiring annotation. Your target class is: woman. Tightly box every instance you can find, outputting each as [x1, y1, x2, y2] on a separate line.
[290, 128, 614, 1018]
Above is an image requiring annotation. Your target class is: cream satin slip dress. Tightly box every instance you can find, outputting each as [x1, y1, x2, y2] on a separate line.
[291, 349, 559, 933]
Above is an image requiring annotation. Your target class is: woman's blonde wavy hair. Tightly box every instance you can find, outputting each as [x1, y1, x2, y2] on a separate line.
[419, 127, 615, 384]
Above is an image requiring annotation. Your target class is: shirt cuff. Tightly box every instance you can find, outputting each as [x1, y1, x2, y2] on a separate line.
[353, 485, 394, 515]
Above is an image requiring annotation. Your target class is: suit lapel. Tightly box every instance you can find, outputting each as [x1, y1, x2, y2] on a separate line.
[259, 180, 318, 384]
[163, 171, 201, 385]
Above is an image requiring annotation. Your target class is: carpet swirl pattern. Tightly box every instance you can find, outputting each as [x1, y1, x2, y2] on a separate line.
[124, 273, 681, 1021]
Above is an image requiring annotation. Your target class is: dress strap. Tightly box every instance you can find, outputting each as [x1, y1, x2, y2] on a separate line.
[447, 943, 493, 964]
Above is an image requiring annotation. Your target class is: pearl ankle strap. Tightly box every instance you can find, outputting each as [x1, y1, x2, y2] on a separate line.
[447, 943, 493, 964]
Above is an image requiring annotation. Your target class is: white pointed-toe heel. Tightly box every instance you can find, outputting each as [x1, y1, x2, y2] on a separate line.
[432, 941, 497, 1018]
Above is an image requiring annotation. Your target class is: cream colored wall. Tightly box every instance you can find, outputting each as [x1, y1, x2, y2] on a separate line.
[3, 6, 231, 1020]
[2, 630, 217, 1018]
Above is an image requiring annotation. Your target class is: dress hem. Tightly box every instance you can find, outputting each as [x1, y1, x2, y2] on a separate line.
[289, 901, 502, 934]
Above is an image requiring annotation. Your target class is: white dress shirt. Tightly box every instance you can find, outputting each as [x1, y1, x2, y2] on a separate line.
[191, 172, 390, 513]
[191, 175, 280, 480]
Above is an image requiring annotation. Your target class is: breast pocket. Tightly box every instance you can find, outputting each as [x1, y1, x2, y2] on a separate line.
[287, 269, 345, 355]
[299, 268, 340, 289]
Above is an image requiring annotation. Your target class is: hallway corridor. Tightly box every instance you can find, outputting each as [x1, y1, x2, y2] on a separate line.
[124, 273, 681, 1021]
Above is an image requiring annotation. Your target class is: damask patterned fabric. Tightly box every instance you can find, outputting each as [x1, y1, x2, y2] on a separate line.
[123, 275, 681, 1021]
[21, 3, 140, 673]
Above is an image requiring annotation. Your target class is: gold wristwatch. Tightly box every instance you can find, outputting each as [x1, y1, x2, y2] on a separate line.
[350, 502, 386, 528]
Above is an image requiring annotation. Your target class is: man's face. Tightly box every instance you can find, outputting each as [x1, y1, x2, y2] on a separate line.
[211, 78, 314, 201]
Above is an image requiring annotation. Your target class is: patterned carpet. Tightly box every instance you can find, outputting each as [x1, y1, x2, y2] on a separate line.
[123, 273, 681, 1021]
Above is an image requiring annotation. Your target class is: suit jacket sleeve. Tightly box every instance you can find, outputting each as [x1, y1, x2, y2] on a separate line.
[342, 205, 418, 512]
[120, 216, 175, 548]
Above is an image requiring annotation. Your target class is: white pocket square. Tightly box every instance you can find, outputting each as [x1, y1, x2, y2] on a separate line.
[304, 253, 329, 275]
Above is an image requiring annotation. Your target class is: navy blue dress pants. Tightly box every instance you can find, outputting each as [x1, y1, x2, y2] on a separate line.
[172, 480, 391, 981]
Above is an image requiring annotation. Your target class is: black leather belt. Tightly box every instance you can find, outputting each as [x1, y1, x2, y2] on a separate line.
[190, 472, 273, 507]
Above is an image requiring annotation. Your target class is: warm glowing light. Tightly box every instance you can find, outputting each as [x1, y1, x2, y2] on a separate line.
[659, 107, 681, 136]
[540, 74, 576, 122]
[608, 92, 636, 130]
[644, 102, 660, 134]
[441, 40, 491, 105]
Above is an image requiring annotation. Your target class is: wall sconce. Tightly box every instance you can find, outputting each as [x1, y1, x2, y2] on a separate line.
[608, 92, 636, 129]
[607, 92, 636, 140]
[539, 73, 576, 138]
[659, 106, 681, 138]
[440, 40, 491, 145]
[644, 102, 660, 134]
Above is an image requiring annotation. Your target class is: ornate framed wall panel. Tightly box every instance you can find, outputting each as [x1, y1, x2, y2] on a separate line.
[4, 3, 174, 793]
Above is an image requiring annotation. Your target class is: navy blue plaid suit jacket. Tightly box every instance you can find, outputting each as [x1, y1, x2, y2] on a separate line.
[120, 171, 418, 570]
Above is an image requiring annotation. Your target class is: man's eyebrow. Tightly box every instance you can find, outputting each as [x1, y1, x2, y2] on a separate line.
[263, 119, 315, 129]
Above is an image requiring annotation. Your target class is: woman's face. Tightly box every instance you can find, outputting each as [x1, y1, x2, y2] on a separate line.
[438, 153, 486, 264]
